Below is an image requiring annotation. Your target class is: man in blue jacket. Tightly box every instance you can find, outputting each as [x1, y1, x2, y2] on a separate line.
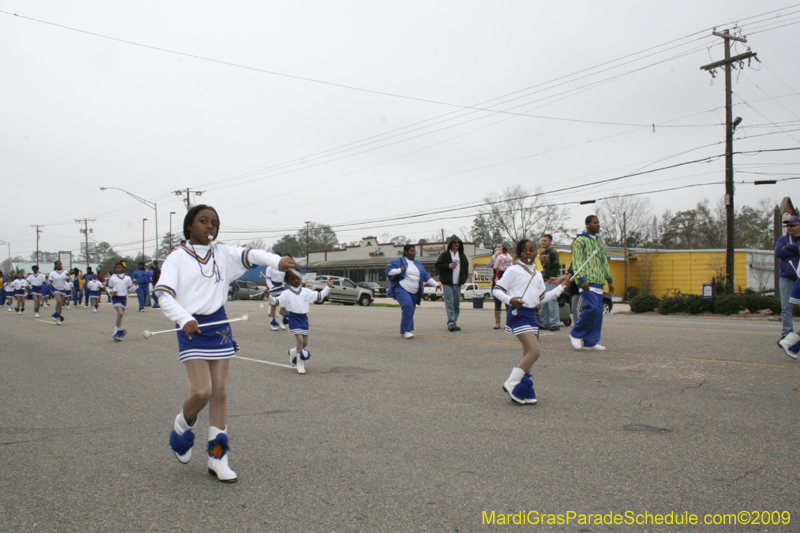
[775, 216, 800, 341]
[131, 262, 151, 312]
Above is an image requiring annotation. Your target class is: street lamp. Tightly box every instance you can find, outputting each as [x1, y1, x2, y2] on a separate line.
[305, 221, 311, 272]
[0, 240, 9, 269]
[142, 219, 148, 261]
[169, 211, 177, 251]
[100, 187, 159, 261]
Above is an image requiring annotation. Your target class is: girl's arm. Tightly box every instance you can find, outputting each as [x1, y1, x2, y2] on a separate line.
[154, 291, 197, 331]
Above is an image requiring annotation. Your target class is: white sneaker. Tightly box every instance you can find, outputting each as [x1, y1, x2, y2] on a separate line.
[270, 323, 279, 331]
[778, 333, 800, 359]
[7, 307, 11, 312]
[569, 335, 583, 350]
[93, 308, 97, 313]
[404, 331, 414, 339]
[582, 344, 606, 351]
[35, 312, 39, 318]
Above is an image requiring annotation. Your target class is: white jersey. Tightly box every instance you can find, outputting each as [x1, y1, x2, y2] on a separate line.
[48, 270, 72, 291]
[107, 274, 133, 297]
[26, 273, 46, 287]
[493, 264, 562, 309]
[11, 278, 30, 291]
[154, 243, 281, 328]
[4, 282, 13, 295]
[272, 286, 330, 315]
[264, 266, 286, 289]
[86, 279, 104, 293]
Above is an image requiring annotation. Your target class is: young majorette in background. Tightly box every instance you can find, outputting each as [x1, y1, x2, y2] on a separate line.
[27, 266, 47, 318]
[107, 262, 133, 341]
[265, 253, 293, 330]
[11, 271, 30, 314]
[154, 205, 293, 482]
[47, 261, 72, 324]
[86, 274, 104, 312]
[4, 278, 15, 310]
[266, 270, 333, 374]
[492, 239, 570, 405]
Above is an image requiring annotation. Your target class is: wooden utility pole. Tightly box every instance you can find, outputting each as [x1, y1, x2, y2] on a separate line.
[173, 188, 205, 209]
[700, 30, 757, 292]
[75, 219, 96, 270]
[31, 225, 43, 266]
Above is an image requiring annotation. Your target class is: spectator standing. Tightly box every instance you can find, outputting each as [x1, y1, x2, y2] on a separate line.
[775, 215, 800, 341]
[83, 267, 94, 307]
[435, 236, 469, 332]
[488, 245, 512, 329]
[539, 234, 561, 331]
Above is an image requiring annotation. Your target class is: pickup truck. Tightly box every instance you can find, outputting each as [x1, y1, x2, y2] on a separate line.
[304, 275, 374, 306]
[423, 283, 492, 301]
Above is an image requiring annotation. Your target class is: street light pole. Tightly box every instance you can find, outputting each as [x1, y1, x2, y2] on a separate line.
[142, 219, 148, 261]
[99, 187, 159, 262]
[0, 240, 9, 269]
[305, 221, 311, 272]
[169, 211, 176, 252]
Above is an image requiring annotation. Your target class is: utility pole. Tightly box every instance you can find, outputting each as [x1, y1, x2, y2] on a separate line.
[31, 225, 43, 266]
[700, 29, 757, 293]
[75, 219, 96, 270]
[305, 221, 311, 272]
[174, 188, 205, 209]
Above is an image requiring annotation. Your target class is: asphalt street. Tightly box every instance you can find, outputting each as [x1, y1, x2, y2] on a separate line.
[1, 299, 798, 532]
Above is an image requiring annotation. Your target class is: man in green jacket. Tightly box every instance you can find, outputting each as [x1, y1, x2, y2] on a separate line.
[569, 215, 614, 351]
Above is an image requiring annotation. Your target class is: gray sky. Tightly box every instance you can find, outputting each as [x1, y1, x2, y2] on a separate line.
[2, 1, 799, 262]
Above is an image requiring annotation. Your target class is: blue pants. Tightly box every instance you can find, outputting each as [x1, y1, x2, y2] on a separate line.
[779, 276, 795, 337]
[539, 282, 560, 328]
[442, 284, 461, 325]
[570, 287, 604, 347]
[393, 285, 416, 334]
[137, 286, 148, 311]
[152, 291, 159, 306]
[84, 287, 91, 306]
[73, 289, 83, 305]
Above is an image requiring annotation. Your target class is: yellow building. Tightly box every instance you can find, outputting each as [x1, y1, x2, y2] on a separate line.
[471, 247, 772, 297]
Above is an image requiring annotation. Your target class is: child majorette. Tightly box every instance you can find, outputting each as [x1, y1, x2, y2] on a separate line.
[492, 239, 570, 405]
[4, 278, 14, 310]
[85, 274, 104, 312]
[266, 271, 333, 374]
[154, 205, 293, 483]
[107, 262, 133, 341]
[47, 261, 72, 324]
[26, 266, 47, 317]
[11, 272, 30, 314]
[265, 254, 293, 330]
[41, 278, 51, 307]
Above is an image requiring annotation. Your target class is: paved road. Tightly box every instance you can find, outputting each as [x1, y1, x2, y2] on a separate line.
[1, 301, 797, 532]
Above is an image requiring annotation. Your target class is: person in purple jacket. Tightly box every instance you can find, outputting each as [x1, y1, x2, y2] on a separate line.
[775, 215, 800, 341]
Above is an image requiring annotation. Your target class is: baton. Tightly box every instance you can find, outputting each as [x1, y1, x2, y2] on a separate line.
[142, 314, 250, 339]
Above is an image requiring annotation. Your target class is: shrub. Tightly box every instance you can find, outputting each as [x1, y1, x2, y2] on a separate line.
[741, 294, 780, 314]
[713, 294, 748, 315]
[659, 296, 688, 315]
[626, 286, 640, 299]
[685, 294, 713, 314]
[630, 294, 660, 313]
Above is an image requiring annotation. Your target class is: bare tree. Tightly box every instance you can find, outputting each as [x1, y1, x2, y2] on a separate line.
[596, 195, 654, 247]
[479, 185, 570, 244]
[635, 251, 659, 296]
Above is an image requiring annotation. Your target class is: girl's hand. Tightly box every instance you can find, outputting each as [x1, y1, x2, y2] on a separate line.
[326, 278, 335, 288]
[278, 256, 296, 272]
[509, 296, 523, 308]
[183, 320, 200, 340]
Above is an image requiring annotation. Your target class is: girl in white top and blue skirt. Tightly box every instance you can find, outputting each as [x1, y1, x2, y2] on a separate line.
[11, 272, 30, 314]
[107, 263, 133, 341]
[493, 239, 569, 405]
[26, 266, 47, 317]
[267, 271, 333, 374]
[264, 256, 291, 330]
[47, 262, 72, 324]
[154, 205, 293, 483]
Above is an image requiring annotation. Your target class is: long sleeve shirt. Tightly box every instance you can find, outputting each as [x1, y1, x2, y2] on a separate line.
[572, 232, 613, 286]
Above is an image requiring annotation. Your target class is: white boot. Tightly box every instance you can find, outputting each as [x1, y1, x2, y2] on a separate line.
[503, 367, 536, 404]
[778, 333, 800, 359]
[288, 348, 297, 368]
[207, 426, 237, 482]
[169, 410, 195, 464]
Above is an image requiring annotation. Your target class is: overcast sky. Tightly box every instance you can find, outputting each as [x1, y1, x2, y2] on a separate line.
[2, 1, 799, 262]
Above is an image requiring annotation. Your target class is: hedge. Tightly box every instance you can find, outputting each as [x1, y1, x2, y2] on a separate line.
[630, 294, 660, 313]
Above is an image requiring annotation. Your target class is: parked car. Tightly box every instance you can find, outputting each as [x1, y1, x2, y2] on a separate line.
[357, 282, 387, 297]
[459, 283, 493, 302]
[422, 285, 443, 301]
[305, 276, 373, 306]
[228, 280, 266, 301]
[562, 292, 614, 326]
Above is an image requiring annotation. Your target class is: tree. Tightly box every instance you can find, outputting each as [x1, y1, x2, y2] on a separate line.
[242, 238, 268, 250]
[470, 214, 505, 249]
[596, 195, 655, 248]
[477, 185, 570, 245]
[734, 199, 773, 249]
[657, 199, 724, 249]
[272, 223, 339, 258]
